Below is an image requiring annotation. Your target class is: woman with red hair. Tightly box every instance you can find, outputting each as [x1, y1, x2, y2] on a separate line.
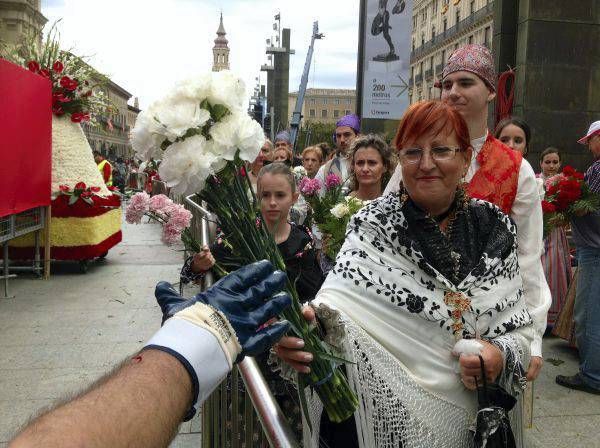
[275, 100, 533, 447]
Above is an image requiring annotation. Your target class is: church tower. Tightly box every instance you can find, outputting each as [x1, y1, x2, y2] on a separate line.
[212, 13, 230, 72]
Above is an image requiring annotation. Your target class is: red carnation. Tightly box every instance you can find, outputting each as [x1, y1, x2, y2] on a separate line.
[39, 69, 51, 78]
[59, 185, 70, 192]
[60, 76, 72, 87]
[71, 112, 90, 123]
[546, 183, 558, 196]
[53, 92, 71, 104]
[80, 191, 92, 198]
[574, 172, 585, 180]
[71, 112, 84, 123]
[52, 60, 64, 74]
[90, 186, 101, 193]
[239, 166, 247, 177]
[562, 166, 576, 177]
[541, 200, 556, 214]
[74, 181, 87, 190]
[27, 60, 40, 72]
[60, 76, 78, 91]
[52, 105, 65, 116]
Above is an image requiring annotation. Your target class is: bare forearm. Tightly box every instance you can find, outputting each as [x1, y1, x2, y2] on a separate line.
[11, 349, 191, 448]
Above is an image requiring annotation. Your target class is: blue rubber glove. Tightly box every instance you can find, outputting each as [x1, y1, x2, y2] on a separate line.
[146, 260, 292, 420]
[155, 260, 292, 361]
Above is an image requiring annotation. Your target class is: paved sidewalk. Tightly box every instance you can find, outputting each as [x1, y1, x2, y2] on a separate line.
[1, 216, 599, 447]
[526, 335, 600, 448]
[0, 218, 201, 447]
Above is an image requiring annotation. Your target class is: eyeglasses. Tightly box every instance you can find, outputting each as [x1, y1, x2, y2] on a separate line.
[398, 146, 461, 165]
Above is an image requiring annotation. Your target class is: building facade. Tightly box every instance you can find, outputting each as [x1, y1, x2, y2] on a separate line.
[82, 80, 139, 160]
[409, 0, 494, 104]
[212, 13, 230, 72]
[288, 88, 356, 125]
[0, 0, 46, 45]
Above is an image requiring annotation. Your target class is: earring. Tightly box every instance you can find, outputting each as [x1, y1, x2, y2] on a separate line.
[457, 178, 470, 210]
[399, 181, 408, 204]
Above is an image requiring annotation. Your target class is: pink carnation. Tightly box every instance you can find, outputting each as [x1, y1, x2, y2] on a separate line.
[299, 177, 322, 196]
[125, 192, 150, 224]
[545, 174, 565, 190]
[161, 221, 182, 245]
[149, 194, 173, 213]
[166, 204, 192, 230]
[325, 173, 341, 189]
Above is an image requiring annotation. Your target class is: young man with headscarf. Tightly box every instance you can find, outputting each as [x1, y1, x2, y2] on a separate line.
[314, 114, 361, 195]
[385, 44, 551, 381]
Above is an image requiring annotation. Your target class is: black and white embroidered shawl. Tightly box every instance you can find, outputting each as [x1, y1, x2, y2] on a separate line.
[310, 192, 534, 448]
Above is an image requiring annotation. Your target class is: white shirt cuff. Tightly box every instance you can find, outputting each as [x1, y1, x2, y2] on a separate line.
[530, 335, 543, 358]
[145, 317, 230, 416]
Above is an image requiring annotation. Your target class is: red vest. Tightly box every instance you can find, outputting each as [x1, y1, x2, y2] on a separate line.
[467, 134, 522, 215]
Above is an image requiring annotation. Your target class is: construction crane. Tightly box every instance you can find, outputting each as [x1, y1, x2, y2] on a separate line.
[289, 21, 323, 152]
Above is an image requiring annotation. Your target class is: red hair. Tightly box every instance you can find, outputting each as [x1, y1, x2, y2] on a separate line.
[393, 100, 471, 152]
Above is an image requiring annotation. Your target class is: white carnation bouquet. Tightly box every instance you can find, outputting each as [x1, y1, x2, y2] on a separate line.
[132, 71, 358, 424]
[320, 196, 370, 260]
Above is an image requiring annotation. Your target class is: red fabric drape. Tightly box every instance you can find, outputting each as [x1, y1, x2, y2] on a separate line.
[468, 134, 522, 215]
[0, 59, 52, 217]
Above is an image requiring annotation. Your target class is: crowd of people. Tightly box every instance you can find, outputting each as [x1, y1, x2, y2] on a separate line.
[93, 152, 164, 195]
[175, 43, 600, 445]
[11, 43, 600, 447]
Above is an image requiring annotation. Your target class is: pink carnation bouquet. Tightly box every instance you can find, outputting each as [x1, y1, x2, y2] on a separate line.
[126, 193, 196, 248]
[299, 173, 345, 229]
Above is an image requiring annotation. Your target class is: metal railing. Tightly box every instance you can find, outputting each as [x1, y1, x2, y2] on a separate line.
[1, 207, 47, 298]
[184, 194, 300, 448]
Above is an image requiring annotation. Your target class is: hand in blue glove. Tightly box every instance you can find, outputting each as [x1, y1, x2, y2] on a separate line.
[155, 260, 292, 362]
[145, 260, 292, 420]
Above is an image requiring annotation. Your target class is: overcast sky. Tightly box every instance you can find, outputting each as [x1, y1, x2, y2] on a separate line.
[41, 0, 360, 109]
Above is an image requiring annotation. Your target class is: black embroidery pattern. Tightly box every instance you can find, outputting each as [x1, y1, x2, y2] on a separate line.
[332, 193, 532, 339]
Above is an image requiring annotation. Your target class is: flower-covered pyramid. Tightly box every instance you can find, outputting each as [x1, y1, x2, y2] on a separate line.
[8, 24, 122, 261]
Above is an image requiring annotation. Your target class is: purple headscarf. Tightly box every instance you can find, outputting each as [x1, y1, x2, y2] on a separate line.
[275, 130, 291, 143]
[333, 114, 361, 143]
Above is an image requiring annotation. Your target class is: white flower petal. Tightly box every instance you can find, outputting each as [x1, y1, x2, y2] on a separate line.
[207, 70, 246, 111]
[154, 100, 210, 143]
[158, 135, 216, 195]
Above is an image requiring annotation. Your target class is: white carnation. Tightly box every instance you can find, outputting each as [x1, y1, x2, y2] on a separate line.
[293, 166, 307, 176]
[209, 113, 265, 162]
[207, 70, 246, 111]
[171, 74, 212, 102]
[158, 135, 216, 195]
[131, 109, 165, 161]
[330, 203, 350, 219]
[153, 99, 210, 143]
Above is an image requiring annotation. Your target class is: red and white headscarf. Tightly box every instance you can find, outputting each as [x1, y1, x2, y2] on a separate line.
[443, 44, 497, 92]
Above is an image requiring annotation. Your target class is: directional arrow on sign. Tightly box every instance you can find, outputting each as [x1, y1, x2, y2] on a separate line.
[390, 74, 409, 97]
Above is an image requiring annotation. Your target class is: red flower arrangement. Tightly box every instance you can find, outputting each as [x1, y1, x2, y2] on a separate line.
[59, 182, 105, 205]
[10, 23, 113, 124]
[26, 57, 95, 123]
[542, 166, 600, 236]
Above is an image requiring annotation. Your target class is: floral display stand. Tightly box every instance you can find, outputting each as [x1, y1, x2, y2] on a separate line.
[6, 31, 122, 272]
[10, 117, 122, 270]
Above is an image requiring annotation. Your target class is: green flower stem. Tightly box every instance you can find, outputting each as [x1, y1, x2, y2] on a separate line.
[197, 159, 358, 423]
